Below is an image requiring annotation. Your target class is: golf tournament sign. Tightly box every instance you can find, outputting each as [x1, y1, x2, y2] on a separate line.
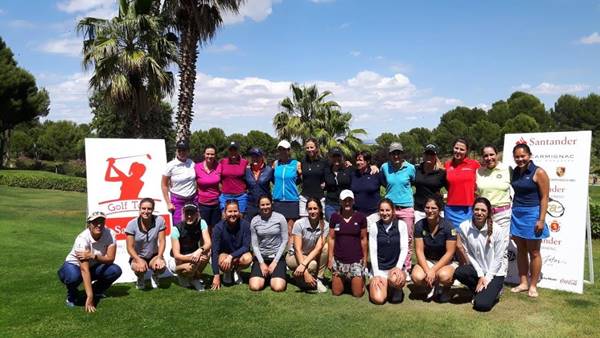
[85, 138, 172, 283]
[503, 131, 592, 293]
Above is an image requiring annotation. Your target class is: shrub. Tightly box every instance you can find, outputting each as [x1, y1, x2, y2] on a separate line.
[591, 203, 600, 239]
[0, 171, 86, 192]
[60, 160, 86, 178]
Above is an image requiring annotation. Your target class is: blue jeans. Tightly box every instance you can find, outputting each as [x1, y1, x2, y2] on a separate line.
[57, 262, 122, 302]
[324, 203, 339, 223]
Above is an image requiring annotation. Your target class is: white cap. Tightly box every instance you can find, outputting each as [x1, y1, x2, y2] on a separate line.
[277, 140, 291, 149]
[339, 189, 354, 201]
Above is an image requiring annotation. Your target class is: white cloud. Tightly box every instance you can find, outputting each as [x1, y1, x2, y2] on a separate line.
[44, 70, 461, 136]
[8, 20, 35, 29]
[207, 43, 238, 53]
[39, 37, 81, 57]
[57, 0, 116, 18]
[222, 0, 279, 25]
[349, 50, 361, 57]
[515, 82, 590, 95]
[578, 32, 600, 45]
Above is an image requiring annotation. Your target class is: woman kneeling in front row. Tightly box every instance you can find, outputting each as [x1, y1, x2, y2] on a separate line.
[454, 197, 509, 312]
[249, 195, 289, 292]
[368, 198, 409, 305]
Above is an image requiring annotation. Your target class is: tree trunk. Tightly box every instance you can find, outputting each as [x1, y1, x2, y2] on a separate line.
[0, 129, 11, 169]
[175, 20, 198, 142]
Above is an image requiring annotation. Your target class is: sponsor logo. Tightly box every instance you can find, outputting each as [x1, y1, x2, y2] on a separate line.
[547, 197, 565, 217]
[556, 166, 565, 177]
[560, 279, 578, 286]
[516, 136, 578, 146]
[550, 220, 560, 232]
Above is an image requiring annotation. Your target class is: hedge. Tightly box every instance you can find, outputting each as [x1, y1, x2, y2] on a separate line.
[0, 171, 86, 192]
[13, 157, 86, 177]
[591, 203, 600, 239]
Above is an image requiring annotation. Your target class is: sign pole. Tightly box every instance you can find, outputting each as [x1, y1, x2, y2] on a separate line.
[585, 200, 595, 284]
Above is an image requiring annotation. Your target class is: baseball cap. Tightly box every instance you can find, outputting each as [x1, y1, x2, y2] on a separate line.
[87, 211, 106, 222]
[228, 141, 240, 150]
[249, 147, 263, 156]
[176, 139, 189, 150]
[388, 142, 404, 153]
[339, 189, 355, 201]
[329, 147, 343, 156]
[424, 144, 438, 154]
[183, 203, 198, 212]
[277, 140, 291, 149]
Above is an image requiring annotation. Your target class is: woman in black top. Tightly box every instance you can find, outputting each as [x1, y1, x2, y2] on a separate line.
[323, 147, 352, 222]
[413, 144, 446, 224]
[299, 138, 328, 217]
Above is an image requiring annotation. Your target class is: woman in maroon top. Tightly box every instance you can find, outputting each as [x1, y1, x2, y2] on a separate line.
[328, 189, 368, 297]
[218, 141, 249, 214]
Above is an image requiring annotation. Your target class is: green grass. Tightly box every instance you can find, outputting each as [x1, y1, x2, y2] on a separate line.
[1, 185, 599, 338]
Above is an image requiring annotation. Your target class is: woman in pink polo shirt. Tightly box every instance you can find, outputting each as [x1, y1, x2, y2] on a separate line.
[195, 144, 221, 230]
[444, 138, 480, 229]
[218, 141, 249, 214]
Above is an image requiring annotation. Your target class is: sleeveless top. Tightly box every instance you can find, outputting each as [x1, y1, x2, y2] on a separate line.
[511, 161, 540, 207]
[172, 221, 204, 256]
[272, 159, 299, 201]
[376, 219, 401, 271]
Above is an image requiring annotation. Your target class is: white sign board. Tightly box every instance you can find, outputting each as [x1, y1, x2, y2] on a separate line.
[503, 131, 591, 293]
[85, 138, 172, 283]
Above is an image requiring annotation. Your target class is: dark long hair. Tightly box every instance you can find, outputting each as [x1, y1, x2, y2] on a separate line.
[472, 197, 493, 244]
[305, 197, 325, 232]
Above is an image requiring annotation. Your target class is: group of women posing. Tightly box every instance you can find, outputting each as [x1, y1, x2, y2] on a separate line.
[58, 137, 550, 312]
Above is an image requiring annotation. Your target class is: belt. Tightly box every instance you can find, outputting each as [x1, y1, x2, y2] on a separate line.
[492, 204, 511, 214]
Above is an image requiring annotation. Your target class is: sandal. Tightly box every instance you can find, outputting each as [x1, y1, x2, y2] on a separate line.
[528, 289, 539, 298]
[511, 285, 529, 293]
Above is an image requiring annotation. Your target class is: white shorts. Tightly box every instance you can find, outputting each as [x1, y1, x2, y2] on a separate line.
[298, 195, 325, 217]
[426, 259, 458, 269]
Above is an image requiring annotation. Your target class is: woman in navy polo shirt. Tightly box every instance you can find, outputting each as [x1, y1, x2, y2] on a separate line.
[509, 143, 550, 298]
[350, 151, 383, 218]
[244, 147, 273, 221]
[323, 147, 353, 222]
[411, 196, 457, 302]
[368, 198, 409, 305]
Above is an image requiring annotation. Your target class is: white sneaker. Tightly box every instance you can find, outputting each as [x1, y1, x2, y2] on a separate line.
[222, 271, 233, 284]
[316, 279, 328, 293]
[136, 275, 146, 290]
[190, 279, 205, 292]
[233, 270, 242, 285]
[150, 273, 160, 289]
[177, 275, 191, 288]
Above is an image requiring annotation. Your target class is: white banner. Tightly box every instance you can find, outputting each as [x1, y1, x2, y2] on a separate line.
[85, 138, 172, 283]
[503, 131, 591, 293]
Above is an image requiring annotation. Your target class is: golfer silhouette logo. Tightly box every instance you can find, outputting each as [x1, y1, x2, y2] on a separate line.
[104, 154, 152, 200]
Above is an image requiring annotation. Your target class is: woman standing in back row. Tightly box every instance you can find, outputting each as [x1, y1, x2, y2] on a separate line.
[444, 138, 480, 228]
[509, 143, 550, 298]
[162, 140, 197, 225]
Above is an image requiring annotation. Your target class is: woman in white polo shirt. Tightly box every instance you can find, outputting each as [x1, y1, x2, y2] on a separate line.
[57, 211, 122, 312]
[162, 140, 197, 225]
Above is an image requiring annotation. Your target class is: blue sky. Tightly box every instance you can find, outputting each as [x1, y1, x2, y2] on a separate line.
[1, 0, 599, 138]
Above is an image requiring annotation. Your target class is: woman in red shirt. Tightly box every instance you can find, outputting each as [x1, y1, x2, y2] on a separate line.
[444, 138, 480, 228]
[218, 141, 249, 215]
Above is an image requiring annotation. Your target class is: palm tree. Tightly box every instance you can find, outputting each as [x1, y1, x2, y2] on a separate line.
[78, 0, 177, 137]
[163, 0, 244, 142]
[273, 83, 366, 157]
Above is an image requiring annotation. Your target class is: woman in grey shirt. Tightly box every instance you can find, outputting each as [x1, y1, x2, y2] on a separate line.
[125, 198, 167, 290]
[249, 195, 288, 292]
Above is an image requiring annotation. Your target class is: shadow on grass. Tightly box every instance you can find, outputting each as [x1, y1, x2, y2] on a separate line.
[405, 283, 473, 304]
[564, 298, 597, 308]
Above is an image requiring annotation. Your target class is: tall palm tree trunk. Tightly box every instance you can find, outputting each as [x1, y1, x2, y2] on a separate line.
[175, 22, 198, 142]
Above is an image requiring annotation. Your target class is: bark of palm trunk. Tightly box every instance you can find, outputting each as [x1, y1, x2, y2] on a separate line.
[175, 22, 198, 142]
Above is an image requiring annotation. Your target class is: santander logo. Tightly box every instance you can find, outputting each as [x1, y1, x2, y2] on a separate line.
[516, 137, 527, 145]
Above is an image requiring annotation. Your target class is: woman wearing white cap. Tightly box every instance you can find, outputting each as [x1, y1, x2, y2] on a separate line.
[57, 211, 122, 312]
[162, 140, 197, 225]
[328, 189, 368, 298]
[272, 140, 302, 244]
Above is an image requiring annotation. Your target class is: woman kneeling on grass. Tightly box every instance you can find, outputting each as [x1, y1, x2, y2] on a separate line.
[168, 203, 211, 292]
[249, 195, 289, 292]
[125, 198, 167, 290]
[211, 200, 253, 290]
[328, 190, 368, 298]
[286, 197, 329, 293]
[368, 198, 409, 305]
[411, 196, 458, 303]
[57, 211, 122, 312]
[454, 197, 509, 312]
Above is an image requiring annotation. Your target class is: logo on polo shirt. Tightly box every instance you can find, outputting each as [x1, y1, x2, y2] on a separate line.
[451, 229, 457, 236]
[496, 174, 502, 179]
[422, 230, 427, 236]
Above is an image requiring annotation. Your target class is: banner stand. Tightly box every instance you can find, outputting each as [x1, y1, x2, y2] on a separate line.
[585, 200, 595, 284]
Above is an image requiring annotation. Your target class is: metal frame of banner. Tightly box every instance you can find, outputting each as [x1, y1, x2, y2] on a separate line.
[584, 200, 595, 284]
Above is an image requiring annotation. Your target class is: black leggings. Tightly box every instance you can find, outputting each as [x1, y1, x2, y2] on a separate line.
[454, 264, 504, 312]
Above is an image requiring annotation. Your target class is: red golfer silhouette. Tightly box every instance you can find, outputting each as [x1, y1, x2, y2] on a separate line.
[104, 157, 146, 200]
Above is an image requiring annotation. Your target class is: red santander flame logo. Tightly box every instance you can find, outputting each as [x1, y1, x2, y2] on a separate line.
[516, 137, 527, 145]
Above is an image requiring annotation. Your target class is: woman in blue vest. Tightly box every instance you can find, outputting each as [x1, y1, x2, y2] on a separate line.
[368, 198, 409, 305]
[272, 140, 301, 247]
[509, 143, 550, 298]
[244, 147, 273, 221]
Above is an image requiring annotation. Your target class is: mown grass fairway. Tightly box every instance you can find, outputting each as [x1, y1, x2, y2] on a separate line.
[0, 185, 599, 337]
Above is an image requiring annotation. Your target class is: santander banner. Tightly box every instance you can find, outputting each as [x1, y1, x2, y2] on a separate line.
[85, 138, 172, 283]
[503, 131, 591, 293]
